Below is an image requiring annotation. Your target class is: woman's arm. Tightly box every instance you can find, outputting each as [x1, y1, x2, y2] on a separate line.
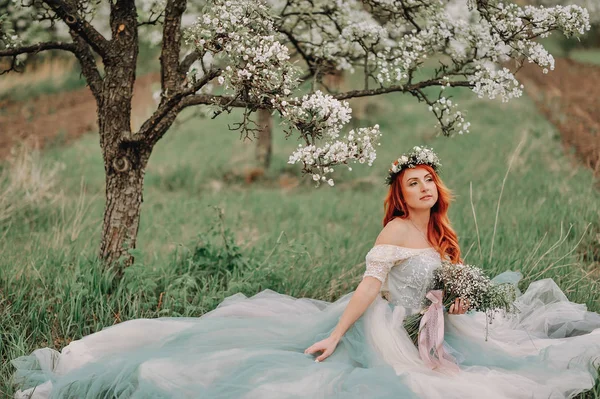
[329, 277, 382, 340]
[304, 276, 382, 362]
[305, 222, 406, 361]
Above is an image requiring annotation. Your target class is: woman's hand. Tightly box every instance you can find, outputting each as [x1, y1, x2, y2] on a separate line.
[448, 297, 469, 315]
[304, 335, 340, 362]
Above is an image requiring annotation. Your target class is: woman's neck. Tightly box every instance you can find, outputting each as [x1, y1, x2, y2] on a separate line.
[407, 209, 431, 231]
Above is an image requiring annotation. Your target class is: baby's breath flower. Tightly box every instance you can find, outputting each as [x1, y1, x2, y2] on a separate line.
[404, 260, 519, 345]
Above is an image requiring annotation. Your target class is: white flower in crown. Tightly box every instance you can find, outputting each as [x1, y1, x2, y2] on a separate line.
[386, 146, 442, 185]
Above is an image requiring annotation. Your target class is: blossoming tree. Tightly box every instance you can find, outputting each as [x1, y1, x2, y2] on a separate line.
[0, 0, 590, 267]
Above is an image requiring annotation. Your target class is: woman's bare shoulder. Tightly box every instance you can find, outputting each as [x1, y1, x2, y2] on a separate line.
[374, 218, 410, 247]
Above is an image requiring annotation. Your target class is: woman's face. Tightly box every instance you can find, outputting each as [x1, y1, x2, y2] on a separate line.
[400, 167, 438, 211]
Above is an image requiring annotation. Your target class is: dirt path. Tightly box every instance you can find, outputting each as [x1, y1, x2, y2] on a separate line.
[0, 73, 160, 159]
[518, 58, 600, 177]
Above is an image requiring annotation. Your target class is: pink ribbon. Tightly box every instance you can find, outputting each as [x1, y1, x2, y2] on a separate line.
[418, 290, 459, 372]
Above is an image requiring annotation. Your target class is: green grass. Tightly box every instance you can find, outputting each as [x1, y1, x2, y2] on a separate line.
[0, 75, 599, 397]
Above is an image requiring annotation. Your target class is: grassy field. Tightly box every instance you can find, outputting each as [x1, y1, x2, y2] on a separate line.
[0, 75, 599, 397]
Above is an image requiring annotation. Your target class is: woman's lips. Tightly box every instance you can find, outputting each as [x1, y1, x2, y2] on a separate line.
[420, 195, 433, 200]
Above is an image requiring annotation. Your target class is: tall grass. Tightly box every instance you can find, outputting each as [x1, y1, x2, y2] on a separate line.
[0, 78, 598, 397]
[0, 146, 65, 227]
[0, 56, 86, 102]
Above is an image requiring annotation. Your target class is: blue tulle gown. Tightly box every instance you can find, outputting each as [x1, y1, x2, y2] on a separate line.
[12, 245, 600, 398]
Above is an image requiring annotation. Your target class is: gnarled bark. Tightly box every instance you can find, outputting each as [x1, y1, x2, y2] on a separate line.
[99, 146, 150, 267]
[97, 0, 142, 268]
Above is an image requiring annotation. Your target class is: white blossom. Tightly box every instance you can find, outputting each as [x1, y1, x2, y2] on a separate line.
[288, 125, 382, 186]
[282, 91, 352, 140]
[470, 65, 524, 103]
[184, 0, 301, 102]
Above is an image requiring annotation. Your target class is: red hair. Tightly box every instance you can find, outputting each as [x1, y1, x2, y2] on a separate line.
[382, 165, 462, 263]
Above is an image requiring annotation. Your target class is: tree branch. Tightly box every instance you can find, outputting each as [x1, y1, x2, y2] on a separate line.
[133, 74, 473, 148]
[160, 0, 187, 96]
[179, 79, 474, 110]
[334, 80, 473, 100]
[42, 0, 111, 59]
[0, 41, 77, 57]
[180, 93, 252, 109]
[69, 34, 103, 101]
[178, 50, 202, 77]
[0, 41, 79, 75]
[138, 9, 166, 27]
[0, 38, 103, 98]
[279, 29, 316, 77]
[398, 0, 422, 33]
[136, 68, 221, 144]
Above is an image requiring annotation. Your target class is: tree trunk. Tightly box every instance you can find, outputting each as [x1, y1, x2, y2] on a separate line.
[97, 77, 148, 268]
[255, 108, 272, 169]
[99, 145, 150, 267]
[94, 0, 144, 269]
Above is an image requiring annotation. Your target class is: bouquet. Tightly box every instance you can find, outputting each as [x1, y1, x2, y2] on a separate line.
[403, 260, 518, 370]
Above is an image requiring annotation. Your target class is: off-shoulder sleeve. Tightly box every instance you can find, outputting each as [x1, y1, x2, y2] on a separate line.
[362, 245, 412, 284]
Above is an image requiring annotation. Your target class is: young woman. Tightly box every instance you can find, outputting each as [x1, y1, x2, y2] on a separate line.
[305, 147, 467, 365]
[13, 147, 600, 399]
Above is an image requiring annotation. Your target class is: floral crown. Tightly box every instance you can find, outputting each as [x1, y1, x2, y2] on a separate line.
[385, 146, 442, 185]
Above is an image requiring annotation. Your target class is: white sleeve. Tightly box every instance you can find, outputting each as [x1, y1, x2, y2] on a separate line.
[362, 245, 405, 284]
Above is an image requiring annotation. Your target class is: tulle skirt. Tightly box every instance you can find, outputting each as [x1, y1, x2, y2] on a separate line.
[12, 272, 600, 399]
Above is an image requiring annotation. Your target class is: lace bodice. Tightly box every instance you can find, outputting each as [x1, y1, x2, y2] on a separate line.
[363, 244, 442, 310]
